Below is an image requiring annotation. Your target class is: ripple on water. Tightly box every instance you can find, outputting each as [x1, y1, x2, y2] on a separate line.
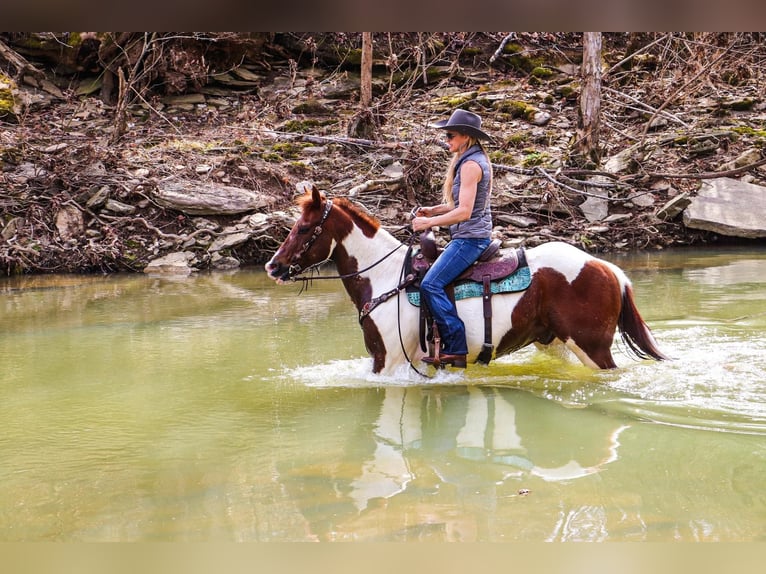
[284, 323, 766, 436]
[600, 325, 766, 435]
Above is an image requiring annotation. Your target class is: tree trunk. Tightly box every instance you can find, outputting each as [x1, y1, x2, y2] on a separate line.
[360, 32, 373, 108]
[575, 32, 602, 168]
[347, 32, 377, 140]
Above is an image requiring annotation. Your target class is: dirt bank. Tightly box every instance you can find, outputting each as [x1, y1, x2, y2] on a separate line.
[2, 32, 765, 275]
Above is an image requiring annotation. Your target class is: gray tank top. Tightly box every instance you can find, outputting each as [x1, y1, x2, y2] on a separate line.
[449, 145, 493, 239]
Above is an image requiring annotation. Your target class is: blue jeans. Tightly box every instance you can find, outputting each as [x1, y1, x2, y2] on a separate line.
[420, 237, 491, 355]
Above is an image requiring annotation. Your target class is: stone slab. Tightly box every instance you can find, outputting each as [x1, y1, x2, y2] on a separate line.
[683, 177, 766, 238]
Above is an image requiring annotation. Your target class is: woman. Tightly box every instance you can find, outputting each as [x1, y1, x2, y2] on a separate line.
[412, 109, 494, 368]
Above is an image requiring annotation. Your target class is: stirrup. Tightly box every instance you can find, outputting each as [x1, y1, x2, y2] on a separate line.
[423, 353, 467, 369]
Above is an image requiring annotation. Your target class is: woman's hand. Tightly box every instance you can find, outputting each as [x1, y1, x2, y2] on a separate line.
[416, 206, 433, 217]
[411, 216, 432, 232]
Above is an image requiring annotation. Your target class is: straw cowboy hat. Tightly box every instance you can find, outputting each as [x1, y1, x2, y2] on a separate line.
[429, 109, 493, 141]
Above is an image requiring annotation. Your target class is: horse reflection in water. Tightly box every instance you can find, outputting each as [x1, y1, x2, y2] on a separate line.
[266, 185, 667, 373]
[278, 386, 630, 541]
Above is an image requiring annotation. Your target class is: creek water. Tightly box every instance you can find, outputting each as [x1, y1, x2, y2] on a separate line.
[1, 246, 764, 541]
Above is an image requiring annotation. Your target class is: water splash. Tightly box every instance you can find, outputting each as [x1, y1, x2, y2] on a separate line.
[599, 325, 766, 435]
[284, 357, 467, 388]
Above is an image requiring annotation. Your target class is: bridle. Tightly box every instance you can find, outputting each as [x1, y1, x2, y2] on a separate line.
[285, 198, 412, 284]
[286, 198, 334, 278]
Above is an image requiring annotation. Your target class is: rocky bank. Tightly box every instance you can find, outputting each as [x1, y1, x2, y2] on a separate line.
[2, 32, 766, 276]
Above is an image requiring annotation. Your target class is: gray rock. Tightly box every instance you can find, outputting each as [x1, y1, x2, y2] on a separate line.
[604, 213, 631, 224]
[152, 180, 272, 215]
[628, 191, 655, 207]
[83, 160, 107, 176]
[208, 230, 252, 252]
[85, 185, 110, 209]
[718, 148, 762, 172]
[1, 217, 20, 240]
[55, 205, 84, 241]
[496, 214, 537, 228]
[104, 199, 136, 215]
[382, 161, 404, 179]
[531, 110, 551, 126]
[656, 192, 691, 221]
[579, 186, 609, 222]
[7, 163, 47, 184]
[143, 251, 196, 275]
[211, 255, 241, 270]
[683, 178, 766, 238]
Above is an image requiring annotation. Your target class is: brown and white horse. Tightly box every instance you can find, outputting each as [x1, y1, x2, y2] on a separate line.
[265, 185, 668, 374]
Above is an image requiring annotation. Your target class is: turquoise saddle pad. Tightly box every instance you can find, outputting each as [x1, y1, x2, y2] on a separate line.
[406, 265, 532, 307]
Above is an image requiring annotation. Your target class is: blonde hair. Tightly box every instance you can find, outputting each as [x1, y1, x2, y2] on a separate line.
[441, 137, 492, 205]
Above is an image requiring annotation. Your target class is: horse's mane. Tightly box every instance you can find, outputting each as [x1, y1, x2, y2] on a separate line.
[297, 193, 381, 233]
[334, 197, 381, 231]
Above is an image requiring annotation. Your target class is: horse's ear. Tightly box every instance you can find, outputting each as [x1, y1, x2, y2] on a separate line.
[310, 184, 324, 208]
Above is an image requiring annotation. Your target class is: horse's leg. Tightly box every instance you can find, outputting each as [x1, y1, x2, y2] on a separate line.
[535, 262, 622, 369]
[564, 337, 617, 369]
[495, 266, 621, 369]
[533, 337, 616, 369]
[556, 266, 622, 369]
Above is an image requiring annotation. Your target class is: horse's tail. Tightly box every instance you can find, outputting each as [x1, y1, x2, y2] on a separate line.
[618, 284, 669, 361]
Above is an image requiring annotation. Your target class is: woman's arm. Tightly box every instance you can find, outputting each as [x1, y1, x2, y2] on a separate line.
[416, 204, 451, 217]
[412, 161, 481, 231]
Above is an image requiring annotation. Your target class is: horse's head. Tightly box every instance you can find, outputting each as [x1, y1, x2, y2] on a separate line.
[265, 184, 337, 283]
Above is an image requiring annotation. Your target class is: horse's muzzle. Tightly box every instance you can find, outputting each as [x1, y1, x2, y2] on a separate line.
[265, 260, 293, 284]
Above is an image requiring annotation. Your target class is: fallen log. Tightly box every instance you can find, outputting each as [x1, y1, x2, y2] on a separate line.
[151, 179, 274, 215]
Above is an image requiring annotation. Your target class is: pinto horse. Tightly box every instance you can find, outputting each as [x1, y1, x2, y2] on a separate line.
[265, 185, 668, 374]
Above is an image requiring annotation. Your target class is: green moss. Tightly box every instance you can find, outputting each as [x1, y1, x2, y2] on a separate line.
[502, 43, 524, 54]
[281, 118, 337, 133]
[462, 47, 483, 56]
[578, 235, 594, 249]
[727, 98, 755, 111]
[271, 142, 311, 158]
[732, 126, 766, 138]
[436, 92, 477, 110]
[0, 73, 17, 119]
[502, 47, 546, 74]
[721, 70, 741, 86]
[424, 66, 451, 82]
[506, 132, 529, 147]
[260, 141, 314, 163]
[66, 32, 85, 47]
[554, 83, 579, 99]
[344, 48, 363, 66]
[387, 70, 412, 86]
[495, 99, 537, 121]
[475, 97, 496, 109]
[521, 151, 552, 168]
[531, 66, 554, 79]
[488, 151, 517, 165]
[292, 99, 331, 115]
[289, 161, 312, 173]
[165, 139, 227, 152]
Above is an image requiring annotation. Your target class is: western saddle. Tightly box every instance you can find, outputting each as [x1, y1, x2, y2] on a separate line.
[410, 231, 526, 367]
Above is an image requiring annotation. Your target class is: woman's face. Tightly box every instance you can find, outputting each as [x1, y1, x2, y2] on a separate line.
[445, 130, 469, 153]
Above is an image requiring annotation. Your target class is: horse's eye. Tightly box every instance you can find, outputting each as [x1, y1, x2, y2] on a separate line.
[297, 226, 310, 235]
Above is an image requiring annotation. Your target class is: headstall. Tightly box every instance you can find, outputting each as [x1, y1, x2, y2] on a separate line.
[288, 199, 333, 278]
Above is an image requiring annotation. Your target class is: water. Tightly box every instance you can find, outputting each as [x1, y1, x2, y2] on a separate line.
[0, 246, 764, 541]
